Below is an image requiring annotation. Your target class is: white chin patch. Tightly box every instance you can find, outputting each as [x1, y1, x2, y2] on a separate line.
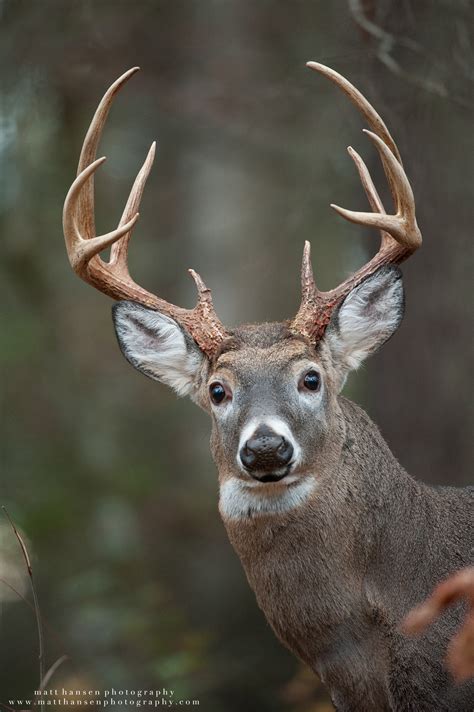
[219, 477, 316, 520]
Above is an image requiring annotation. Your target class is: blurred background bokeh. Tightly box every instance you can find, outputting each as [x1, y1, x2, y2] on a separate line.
[0, 1, 472, 709]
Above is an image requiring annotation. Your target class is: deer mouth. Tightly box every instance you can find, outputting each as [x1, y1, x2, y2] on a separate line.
[256, 473, 286, 483]
[250, 466, 293, 483]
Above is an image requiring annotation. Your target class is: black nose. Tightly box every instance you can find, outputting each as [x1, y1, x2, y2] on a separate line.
[240, 425, 294, 477]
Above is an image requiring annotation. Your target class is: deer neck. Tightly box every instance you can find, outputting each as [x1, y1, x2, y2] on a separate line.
[219, 397, 421, 668]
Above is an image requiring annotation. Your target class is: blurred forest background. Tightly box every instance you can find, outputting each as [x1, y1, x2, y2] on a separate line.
[0, 1, 472, 710]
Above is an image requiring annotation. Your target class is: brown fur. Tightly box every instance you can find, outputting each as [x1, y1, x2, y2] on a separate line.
[112, 277, 473, 711]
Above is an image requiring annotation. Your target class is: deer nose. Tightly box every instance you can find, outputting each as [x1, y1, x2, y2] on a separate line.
[240, 425, 294, 476]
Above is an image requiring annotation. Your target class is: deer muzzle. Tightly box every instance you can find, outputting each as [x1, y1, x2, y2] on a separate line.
[239, 425, 294, 482]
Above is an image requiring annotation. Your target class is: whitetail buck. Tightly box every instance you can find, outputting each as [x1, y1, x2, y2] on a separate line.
[63, 64, 473, 711]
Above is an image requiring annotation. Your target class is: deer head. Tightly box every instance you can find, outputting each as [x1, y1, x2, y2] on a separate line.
[63, 63, 421, 516]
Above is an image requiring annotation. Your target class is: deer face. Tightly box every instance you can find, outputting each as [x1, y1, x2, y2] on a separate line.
[204, 325, 338, 479]
[112, 266, 404, 517]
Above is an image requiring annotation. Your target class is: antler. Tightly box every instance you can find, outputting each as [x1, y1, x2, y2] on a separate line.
[63, 67, 228, 358]
[291, 62, 422, 342]
[64, 64, 422, 353]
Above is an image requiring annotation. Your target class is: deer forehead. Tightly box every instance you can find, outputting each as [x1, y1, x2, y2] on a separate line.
[212, 332, 316, 382]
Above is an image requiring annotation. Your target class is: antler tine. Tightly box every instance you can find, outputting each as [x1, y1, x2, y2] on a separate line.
[307, 61, 403, 216]
[330, 130, 421, 249]
[76, 67, 140, 240]
[63, 69, 229, 358]
[63, 157, 140, 275]
[346, 145, 392, 251]
[110, 141, 157, 280]
[300, 241, 318, 301]
[306, 62, 401, 164]
[291, 62, 422, 343]
[347, 146, 385, 214]
[364, 129, 419, 245]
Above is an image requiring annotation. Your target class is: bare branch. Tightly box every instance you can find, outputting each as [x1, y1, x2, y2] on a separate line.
[348, 0, 472, 109]
[2, 507, 44, 689]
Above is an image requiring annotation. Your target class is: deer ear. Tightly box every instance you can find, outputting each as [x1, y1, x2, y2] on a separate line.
[325, 266, 404, 380]
[112, 302, 206, 397]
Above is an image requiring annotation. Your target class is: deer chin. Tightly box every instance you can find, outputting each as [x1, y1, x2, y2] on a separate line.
[218, 475, 317, 520]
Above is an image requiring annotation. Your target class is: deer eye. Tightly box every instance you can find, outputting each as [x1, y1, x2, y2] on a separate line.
[301, 370, 321, 392]
[209, 382, 228, 405]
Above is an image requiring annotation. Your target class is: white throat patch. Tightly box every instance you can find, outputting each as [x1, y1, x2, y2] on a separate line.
[219, 476, 316, 520]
